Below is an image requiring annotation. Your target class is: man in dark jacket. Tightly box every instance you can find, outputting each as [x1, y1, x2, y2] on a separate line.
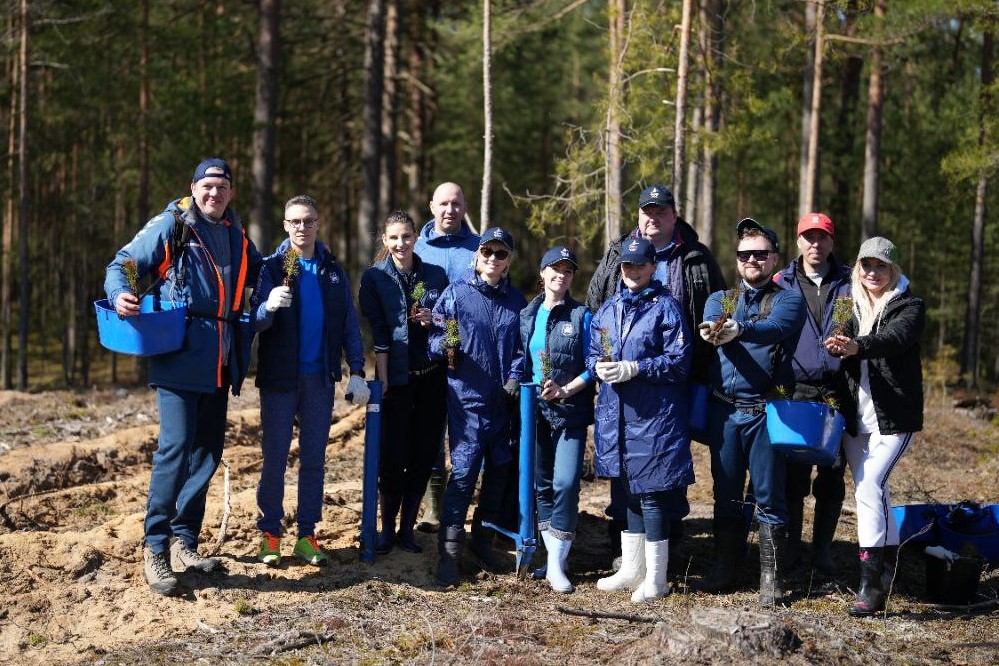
[586, 184, 725, 570]
[773, 213, 852, 575]
[105, 158, 263, 596]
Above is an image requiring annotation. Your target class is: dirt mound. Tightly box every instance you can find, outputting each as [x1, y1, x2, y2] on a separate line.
[0, 388, 997, 665]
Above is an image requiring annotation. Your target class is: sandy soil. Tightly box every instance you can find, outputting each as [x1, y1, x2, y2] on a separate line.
[0, 385, 997, 665]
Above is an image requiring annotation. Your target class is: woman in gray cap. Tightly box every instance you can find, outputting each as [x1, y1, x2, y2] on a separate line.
[825, 236, 925, 617]
[519, 245, 596, 593]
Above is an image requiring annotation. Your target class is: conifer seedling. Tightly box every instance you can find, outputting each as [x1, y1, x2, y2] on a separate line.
[282, 248, 301, 287]
[443, 319, 460, 369]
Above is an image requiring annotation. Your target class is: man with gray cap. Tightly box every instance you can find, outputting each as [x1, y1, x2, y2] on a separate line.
[696, 218, 805, 607]
[587, 184, 725, 571]
[105, 158, 263, 596]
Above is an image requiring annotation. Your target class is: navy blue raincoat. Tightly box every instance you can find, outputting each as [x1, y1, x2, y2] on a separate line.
[429, 273, 526, 469]
[588, 282, 694, 494]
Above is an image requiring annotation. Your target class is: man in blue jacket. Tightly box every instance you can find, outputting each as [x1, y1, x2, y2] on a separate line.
[774, 213, 851, 574]
[105, 158, 263, 596]
[413, 182, 481, 533]
[697, 218, 806, 607]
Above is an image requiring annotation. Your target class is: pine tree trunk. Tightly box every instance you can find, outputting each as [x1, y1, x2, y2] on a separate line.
[604, 0, 624, 248]
[251, 0, 281, 254]
[2, 12, 17, 390]
[357, 0, 386, 268]
[861, 0, 887, 240]
[480, 0, 493, 231]
[798, 1, 816, 218]
[379, 0, 399, 217]
[672, 0, 693, 212]
[802, 0, 825, 215]
[697, 0, 720, 245]
[17, 0, 29, 390]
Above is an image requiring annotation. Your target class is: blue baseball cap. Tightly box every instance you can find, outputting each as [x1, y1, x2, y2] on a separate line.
[736, 217, 780, 253]
[192, 158, 233, 185]
[638, 184, 675, 210]
[479, 226, 515, 250]
[539, 245, 578, 270]
[620, 237, 655, 264]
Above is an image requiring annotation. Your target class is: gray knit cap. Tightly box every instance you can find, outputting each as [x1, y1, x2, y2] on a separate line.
[857, 236, 898, 265]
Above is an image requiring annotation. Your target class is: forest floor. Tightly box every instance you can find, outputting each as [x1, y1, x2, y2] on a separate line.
[0, 384, 997, 665]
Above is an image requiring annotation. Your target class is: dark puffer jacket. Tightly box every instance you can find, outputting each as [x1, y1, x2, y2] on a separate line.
[835, 278, 925, 436]
[586, 219, 725, 383]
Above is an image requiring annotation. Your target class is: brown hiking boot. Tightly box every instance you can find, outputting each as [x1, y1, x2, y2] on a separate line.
[143, 545, 179, 596]
[169, 537, 221, 572]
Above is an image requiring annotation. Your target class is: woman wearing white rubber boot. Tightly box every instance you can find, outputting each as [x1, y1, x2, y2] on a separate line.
[588, 238, 694, 603]
[520, 246, 595, 593]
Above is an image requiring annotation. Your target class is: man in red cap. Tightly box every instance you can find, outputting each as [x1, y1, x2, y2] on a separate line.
[772, 212, 852, 576]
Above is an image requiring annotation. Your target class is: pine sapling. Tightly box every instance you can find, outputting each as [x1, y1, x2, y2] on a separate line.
[409, 281, 427, 320]
[823, 395, 840, 412]
[443, 319, 460, 370]
[538, 350, 552, 383]
[122, 259, 140, 296]
[832, 296, 854, 337]
[710, 288, 743, 334]
[598, 328, 613, 362]
[282, 248, 302, 287]
[771, 384, 789, 401]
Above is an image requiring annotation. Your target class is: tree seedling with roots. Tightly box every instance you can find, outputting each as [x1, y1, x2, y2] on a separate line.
[282, 248, 301, 287]
[598, 328, 613, 362]
[409, 281, 426, 320]
[832, 296, 854, 337]
[538, 350, 552, 383]
[443, 319, 460, 370]
[122, 259, 140, 296]
[710, 288, 743, 335]
[772, 384, 790, 401]
[824, 395, 840, 412]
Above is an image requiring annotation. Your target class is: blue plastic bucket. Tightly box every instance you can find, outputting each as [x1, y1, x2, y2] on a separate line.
[892, 504, 948, 544]
[766, 400, 844, 466]
[95, 295, 187, 356]
[939, 504, 999, 564]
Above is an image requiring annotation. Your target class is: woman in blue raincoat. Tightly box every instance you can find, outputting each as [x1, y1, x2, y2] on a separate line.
[588, 237, 693, 603]
[429, 227, 526, 586]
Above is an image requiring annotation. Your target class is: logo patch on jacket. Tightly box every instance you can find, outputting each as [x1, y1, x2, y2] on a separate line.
[328, 272, 340, 284]
[427, 289, 440, 302]
[561, 323, 575, 336]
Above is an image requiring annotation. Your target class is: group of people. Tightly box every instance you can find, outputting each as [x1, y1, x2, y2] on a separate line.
[106, 159, 924, 620]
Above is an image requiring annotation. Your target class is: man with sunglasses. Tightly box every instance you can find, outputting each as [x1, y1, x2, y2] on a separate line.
[587, 184, 725, 573]
[696, 218, 805, 608]
[414, 182, 481, 534]
[773, 213, 852, 576]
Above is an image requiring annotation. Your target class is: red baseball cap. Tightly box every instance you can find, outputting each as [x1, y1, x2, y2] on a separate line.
[797, 213, 834, 237]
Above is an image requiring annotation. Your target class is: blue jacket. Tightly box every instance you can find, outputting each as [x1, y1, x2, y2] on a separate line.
[104, 197, 262, 395]
[429, 273, 526, 469]
[773, 257, 851, 390]
[587, 282, 693, 494]
[703, 282, 806, 404]
[250, 240, 365, 391]
[414, 219, 480, 281]
[358, 254, 449, 386]
[520, 295, 595, 430]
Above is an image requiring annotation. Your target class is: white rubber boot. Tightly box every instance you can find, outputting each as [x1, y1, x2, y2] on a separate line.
[597, 531, 646, 591]
[632, 538, 669, 603]
[541, 530, 574, 593]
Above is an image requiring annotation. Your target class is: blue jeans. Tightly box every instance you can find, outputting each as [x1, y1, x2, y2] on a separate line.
[441, 448, 511, 530]
[257, 373, 334, 538]
[708, 399, 787, 526]
[535, 417, 584, 539]
[624, 488, 689, 542]
[146, 382, 229, 554]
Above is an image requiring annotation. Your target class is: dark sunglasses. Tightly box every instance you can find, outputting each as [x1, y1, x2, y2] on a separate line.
[480, 247, 510, 260]
[736, 250, 771, 263]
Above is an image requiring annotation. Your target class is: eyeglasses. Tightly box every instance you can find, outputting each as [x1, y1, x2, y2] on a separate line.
[285, 218, 318, 229]
[736, 250, 771, 263]
[480, 247, 510, 260]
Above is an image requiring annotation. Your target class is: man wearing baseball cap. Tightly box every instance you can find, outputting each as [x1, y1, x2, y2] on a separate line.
[587, 183, 726, 573]
[773, 213, 852, 576]
[105, 158, 263, 596]
[696, 218, 805, 607]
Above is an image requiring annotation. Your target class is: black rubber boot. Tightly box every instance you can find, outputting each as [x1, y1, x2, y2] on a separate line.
[470, 511, 501, 572]
[880, 544, 898, 593]
[758, 522, 788, 607]
[667, 519, 686, 578]
[377, 493, 401, 555]
[436, 525, 465, 586]
[811, 500, 842, 576]
[417, 472, 446, 534]
[695, 521, 745, 593]
[785, 499, 804, 570]
[396, 494, 423, 553]
[848, 547, 885, 617]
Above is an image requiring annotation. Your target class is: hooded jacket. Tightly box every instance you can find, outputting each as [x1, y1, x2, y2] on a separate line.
[251, 239, 365, 391]
[414, 219, 480, 282]
[429, 272, 526, 469]
[358, 254, 449, 386]
[835, 277, 925, 436]
[104, 197, 262, 395]
[587, 281, 693, 494]
[586, 219, 725, 383]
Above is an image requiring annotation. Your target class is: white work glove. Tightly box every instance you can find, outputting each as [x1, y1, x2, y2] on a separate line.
[264, 285, 292, 312]
[698, 321, 714, 343]
[712, 320, 742, 346]
[924, 545, 959, 563]
[595, 360, 639, 384]
[345, 375, 370, 406]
